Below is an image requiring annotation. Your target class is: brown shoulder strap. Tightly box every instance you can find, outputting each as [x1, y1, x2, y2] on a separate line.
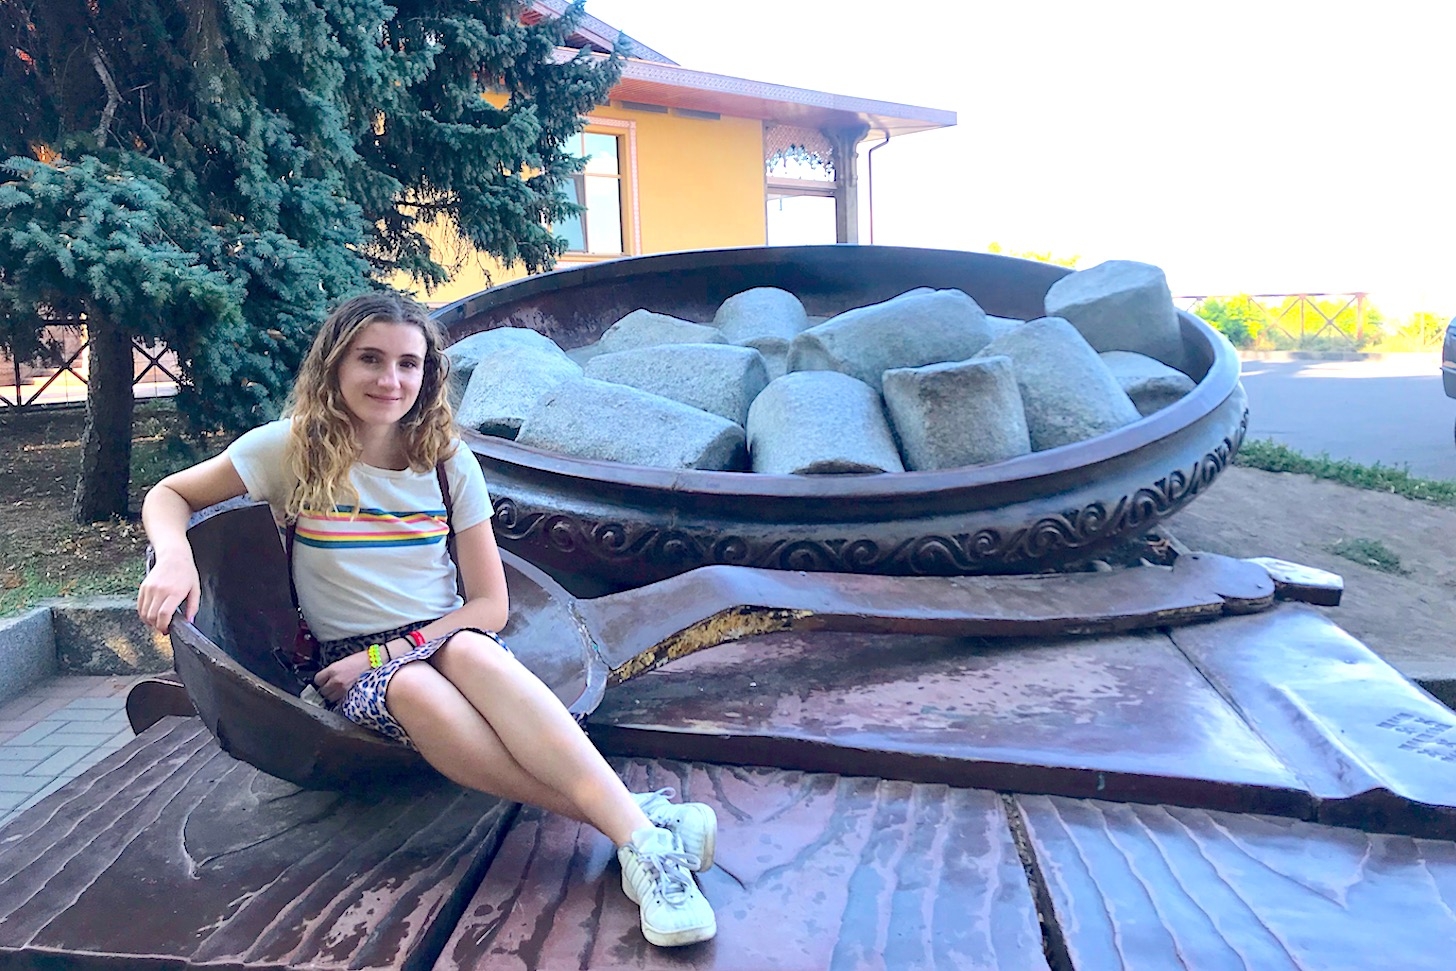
[281, 518, 317, 669]
[435, 461, 463, 597]
[285, 519, 301, 615]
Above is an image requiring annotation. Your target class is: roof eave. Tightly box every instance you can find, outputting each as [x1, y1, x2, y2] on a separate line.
[556, 50, 957, 139]
[526, 0, 678, 64]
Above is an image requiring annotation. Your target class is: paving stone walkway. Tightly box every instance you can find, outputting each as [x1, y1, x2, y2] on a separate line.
[0, 675, 143, 828]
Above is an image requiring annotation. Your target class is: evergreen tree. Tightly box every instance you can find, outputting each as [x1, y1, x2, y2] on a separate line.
[0, 0, 618, 521]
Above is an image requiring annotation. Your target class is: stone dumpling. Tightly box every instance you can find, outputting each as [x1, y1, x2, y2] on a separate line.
[787, 288, 995, 393]
[515, 378, 747, 472]
[747, 371, 904, 475]
[457, 265, 1196, 472]
[973, 317, 1142, 452]
[1043, 260, 1184, 369]
[584, 343, 769, 427]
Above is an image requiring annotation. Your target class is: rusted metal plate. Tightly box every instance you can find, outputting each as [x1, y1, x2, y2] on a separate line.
[1015, 793, 1456, 971]
[437, 759, 1048, 971]
[588, 629, 1312, 818]
[1171, 606, 1456, 839]
[0, 717, 516, 971]
[124, 675, 195, 734]
[582, 552, 1276, 682]
[1246, 556, 1344, 606]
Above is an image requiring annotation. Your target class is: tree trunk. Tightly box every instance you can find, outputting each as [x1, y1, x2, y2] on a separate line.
[72, 315, 135, 522]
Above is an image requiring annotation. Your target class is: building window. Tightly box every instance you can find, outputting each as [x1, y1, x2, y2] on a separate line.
[767, 194, 838, 246]
[557, 131, 625, 255]
[764, 124, 838, 245]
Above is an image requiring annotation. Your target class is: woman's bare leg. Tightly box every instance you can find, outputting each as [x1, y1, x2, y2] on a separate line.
[384, 661, 589, 824]
[427, 632, 652, 846]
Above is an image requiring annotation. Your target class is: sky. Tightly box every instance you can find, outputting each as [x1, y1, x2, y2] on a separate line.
[585, 0, 1456, 320]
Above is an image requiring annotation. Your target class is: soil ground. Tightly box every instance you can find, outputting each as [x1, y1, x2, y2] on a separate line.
[1165, 465, 1456, 689]
[0, 403, 219, 614]
[2, 406, 1452, 694]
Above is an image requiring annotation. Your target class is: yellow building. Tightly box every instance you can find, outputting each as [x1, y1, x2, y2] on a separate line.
[407, 1, 956, 306]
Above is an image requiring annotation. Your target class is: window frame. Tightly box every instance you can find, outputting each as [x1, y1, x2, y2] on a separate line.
[557, 118, 640, 261]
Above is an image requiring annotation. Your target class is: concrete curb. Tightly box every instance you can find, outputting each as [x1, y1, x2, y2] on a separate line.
[0, 601, 172, 703]
[0, 608, 59, 707]
[45, 597, 173, 675]
[1237, 350, 1385, 363]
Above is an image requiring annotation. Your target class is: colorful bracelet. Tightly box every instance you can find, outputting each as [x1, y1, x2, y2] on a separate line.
[367, 643, 385, 669]
[406, 629, 427, 649]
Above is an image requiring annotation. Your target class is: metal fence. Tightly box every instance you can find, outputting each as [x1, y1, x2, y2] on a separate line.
[1178, 292, 1369, 349]
[1, 321, 180, 412]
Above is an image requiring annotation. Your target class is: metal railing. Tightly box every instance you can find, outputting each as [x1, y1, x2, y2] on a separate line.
[1178, 292, 1369, 349]
[1, 321, 180, 412]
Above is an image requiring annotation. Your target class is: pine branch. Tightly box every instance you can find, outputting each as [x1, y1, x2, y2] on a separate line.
[135, 86, 159, 156]
[88, 46, 121, 147]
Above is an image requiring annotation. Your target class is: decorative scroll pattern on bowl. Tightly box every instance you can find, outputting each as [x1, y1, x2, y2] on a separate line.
[490, 411, 1248, 579]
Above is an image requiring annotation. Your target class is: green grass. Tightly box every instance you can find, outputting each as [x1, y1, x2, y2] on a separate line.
[1328, 537, 1408, 575]
[0, 560, 142, 616]
[1234, 438, 1456, 507]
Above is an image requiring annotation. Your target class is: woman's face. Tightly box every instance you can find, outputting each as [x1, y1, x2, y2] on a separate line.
[335, 320, 429, 431]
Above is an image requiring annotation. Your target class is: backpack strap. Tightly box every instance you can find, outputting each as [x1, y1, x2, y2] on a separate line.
[282, 517, 315, 670]
[435, 460, 463, 597]
[285, 519, 301, 612]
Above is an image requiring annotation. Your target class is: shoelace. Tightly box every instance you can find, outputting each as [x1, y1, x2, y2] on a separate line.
[638, 846, 701, 901]
[636, 787, 676, 818]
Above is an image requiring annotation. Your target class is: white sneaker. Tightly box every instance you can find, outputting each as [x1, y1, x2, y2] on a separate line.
[618, 826, 716, 947]
[633, 788, 717, 871]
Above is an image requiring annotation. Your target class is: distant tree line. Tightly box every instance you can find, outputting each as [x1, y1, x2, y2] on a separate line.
[986, 246, 1445, 352]
[1194, 295, 1444, 351]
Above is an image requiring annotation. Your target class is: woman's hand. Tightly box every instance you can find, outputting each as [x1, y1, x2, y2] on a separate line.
[137, 551, 201, 635]
[314, 651, 374, 704]
[137, 454, 250, 635]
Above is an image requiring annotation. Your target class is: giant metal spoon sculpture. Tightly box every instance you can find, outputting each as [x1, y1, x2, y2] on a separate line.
[148, 499, 1331, 791]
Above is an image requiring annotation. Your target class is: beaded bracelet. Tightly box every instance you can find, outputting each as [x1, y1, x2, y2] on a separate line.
[406, 629, 427, 649]
[367, 643, 385, 669]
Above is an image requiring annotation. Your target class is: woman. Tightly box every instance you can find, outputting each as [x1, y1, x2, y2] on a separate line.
[137, 292, 717, 948]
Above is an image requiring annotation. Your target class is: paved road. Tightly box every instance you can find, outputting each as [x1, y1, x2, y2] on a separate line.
[1238, 353, 1456, 481]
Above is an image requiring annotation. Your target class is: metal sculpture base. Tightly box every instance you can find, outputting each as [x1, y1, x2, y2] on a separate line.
[3, 601, 1455, 970]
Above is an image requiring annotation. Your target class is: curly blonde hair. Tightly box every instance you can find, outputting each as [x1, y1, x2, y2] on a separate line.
[282, 292, 456, 521]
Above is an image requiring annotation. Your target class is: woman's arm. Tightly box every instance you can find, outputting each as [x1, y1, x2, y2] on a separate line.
[137, 453, 249, 634]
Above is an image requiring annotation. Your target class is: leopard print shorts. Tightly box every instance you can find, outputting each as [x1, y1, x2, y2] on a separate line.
[316, 623, 509, 747]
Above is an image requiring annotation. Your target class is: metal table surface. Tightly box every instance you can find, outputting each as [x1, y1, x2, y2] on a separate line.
[2, 603, 1454, 970]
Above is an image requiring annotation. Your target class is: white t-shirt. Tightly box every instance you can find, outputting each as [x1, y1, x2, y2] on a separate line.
[226, 419, 492, 642]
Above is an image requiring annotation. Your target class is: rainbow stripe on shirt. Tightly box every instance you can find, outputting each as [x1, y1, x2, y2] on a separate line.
[294, 505, 449, 549]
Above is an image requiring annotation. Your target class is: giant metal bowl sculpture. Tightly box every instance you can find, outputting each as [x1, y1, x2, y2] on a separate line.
[435, 245, 1247, 593]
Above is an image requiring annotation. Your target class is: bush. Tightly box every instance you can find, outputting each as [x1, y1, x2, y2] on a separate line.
[1195, 296, 1264, 348]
